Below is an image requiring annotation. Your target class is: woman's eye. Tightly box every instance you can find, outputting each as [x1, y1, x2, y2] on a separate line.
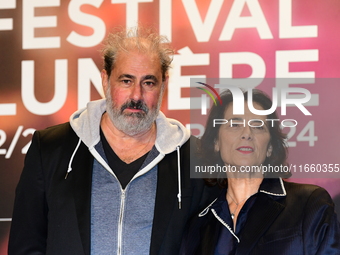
[252, 125, 266, 131]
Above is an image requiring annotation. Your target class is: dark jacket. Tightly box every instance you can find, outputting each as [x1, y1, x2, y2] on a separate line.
[181, 178, 340, 255]
[8, 122, 219, 255]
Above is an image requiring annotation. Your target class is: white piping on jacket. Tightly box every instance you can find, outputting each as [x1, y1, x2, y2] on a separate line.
[65, 138, 82, 179]
[259, 177, 286, 196]
[211, 208, 240, 243]
[176, 146, 182, 209]
[198, 200, 241, 243]
[198, 198, 218, 217]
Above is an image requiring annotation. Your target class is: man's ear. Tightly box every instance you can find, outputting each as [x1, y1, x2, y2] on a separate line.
[267, 144, 273, 157]
[101, 69, 109, 93]
[159, 73, 169, 98]
[163, 73, 169, 85]
[162, 73, 169, 90]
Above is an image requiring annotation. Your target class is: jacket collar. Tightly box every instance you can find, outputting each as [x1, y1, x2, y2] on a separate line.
[259, 178, 286, 197]
[198, 178, 286, 216]
[197, 178, 287, 254]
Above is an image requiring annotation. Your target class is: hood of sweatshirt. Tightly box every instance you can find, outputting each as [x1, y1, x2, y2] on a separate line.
[68, 99, 190, 208]
[69, 99, 190, 155]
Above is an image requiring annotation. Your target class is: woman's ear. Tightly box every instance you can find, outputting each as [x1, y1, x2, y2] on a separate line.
[214, 140, 220, 152]
[267, 144, 273, 157]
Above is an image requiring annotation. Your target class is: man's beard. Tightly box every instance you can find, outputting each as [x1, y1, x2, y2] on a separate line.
[105, 86, 163, 136]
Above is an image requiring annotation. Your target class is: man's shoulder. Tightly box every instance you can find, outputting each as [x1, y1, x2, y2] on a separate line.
[37, 122, 73, 138]
[34, 122, 78, 148]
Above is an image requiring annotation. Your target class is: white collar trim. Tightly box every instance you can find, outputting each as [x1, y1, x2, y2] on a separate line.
[259, 178, 286, 196]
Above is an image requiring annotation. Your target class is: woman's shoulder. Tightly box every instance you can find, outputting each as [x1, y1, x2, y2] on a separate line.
[283, 180, 324, 192]
[282, 180, 334, 206]
[283, 180, 328, 193]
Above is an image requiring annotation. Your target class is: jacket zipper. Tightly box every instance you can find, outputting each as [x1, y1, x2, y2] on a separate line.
[117, 189, 126, 255]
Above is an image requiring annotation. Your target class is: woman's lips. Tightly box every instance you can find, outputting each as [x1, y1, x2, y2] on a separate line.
[237, 146, 254, 154]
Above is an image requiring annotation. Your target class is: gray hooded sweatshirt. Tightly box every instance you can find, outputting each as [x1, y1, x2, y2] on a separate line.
[69, 99, 190, 255]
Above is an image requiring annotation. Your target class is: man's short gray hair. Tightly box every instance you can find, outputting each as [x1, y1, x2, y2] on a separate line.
[101, 26, 174, 81]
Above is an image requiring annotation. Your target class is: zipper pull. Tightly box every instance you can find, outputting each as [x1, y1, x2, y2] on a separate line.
[65, 167, 72, 179]
[177, 193, 182, 209]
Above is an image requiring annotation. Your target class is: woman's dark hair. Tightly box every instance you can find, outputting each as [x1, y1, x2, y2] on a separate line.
[199, 89, 291, 187]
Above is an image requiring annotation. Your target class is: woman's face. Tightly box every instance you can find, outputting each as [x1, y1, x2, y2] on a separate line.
[215, 102, 272, 168]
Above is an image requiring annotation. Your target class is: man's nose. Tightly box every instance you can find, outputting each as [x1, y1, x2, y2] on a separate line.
[130, 84, 143, 100]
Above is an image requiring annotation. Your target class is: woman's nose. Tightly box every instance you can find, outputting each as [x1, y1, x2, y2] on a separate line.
[241, 126, 252, 140]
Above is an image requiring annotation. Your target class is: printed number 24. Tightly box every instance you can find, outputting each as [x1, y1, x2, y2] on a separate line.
[282, 121, 318, 147]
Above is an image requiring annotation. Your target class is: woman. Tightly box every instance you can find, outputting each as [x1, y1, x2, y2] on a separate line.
[181, 89, 340, 255]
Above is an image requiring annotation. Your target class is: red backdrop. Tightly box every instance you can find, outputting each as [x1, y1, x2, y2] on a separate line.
[1, 0, 340, 253]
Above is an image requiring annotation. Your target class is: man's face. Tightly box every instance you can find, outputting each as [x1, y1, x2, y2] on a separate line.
[102, 50, 167, 136]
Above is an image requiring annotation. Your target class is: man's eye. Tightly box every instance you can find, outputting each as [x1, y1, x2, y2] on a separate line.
[122, 79, 131, 84]
[144, 81, 155, 87]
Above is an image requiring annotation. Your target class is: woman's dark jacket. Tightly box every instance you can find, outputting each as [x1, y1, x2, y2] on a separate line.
[181, 178, 340, 255]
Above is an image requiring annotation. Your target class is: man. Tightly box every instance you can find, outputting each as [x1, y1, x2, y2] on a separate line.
[8, 26, 218, 255]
